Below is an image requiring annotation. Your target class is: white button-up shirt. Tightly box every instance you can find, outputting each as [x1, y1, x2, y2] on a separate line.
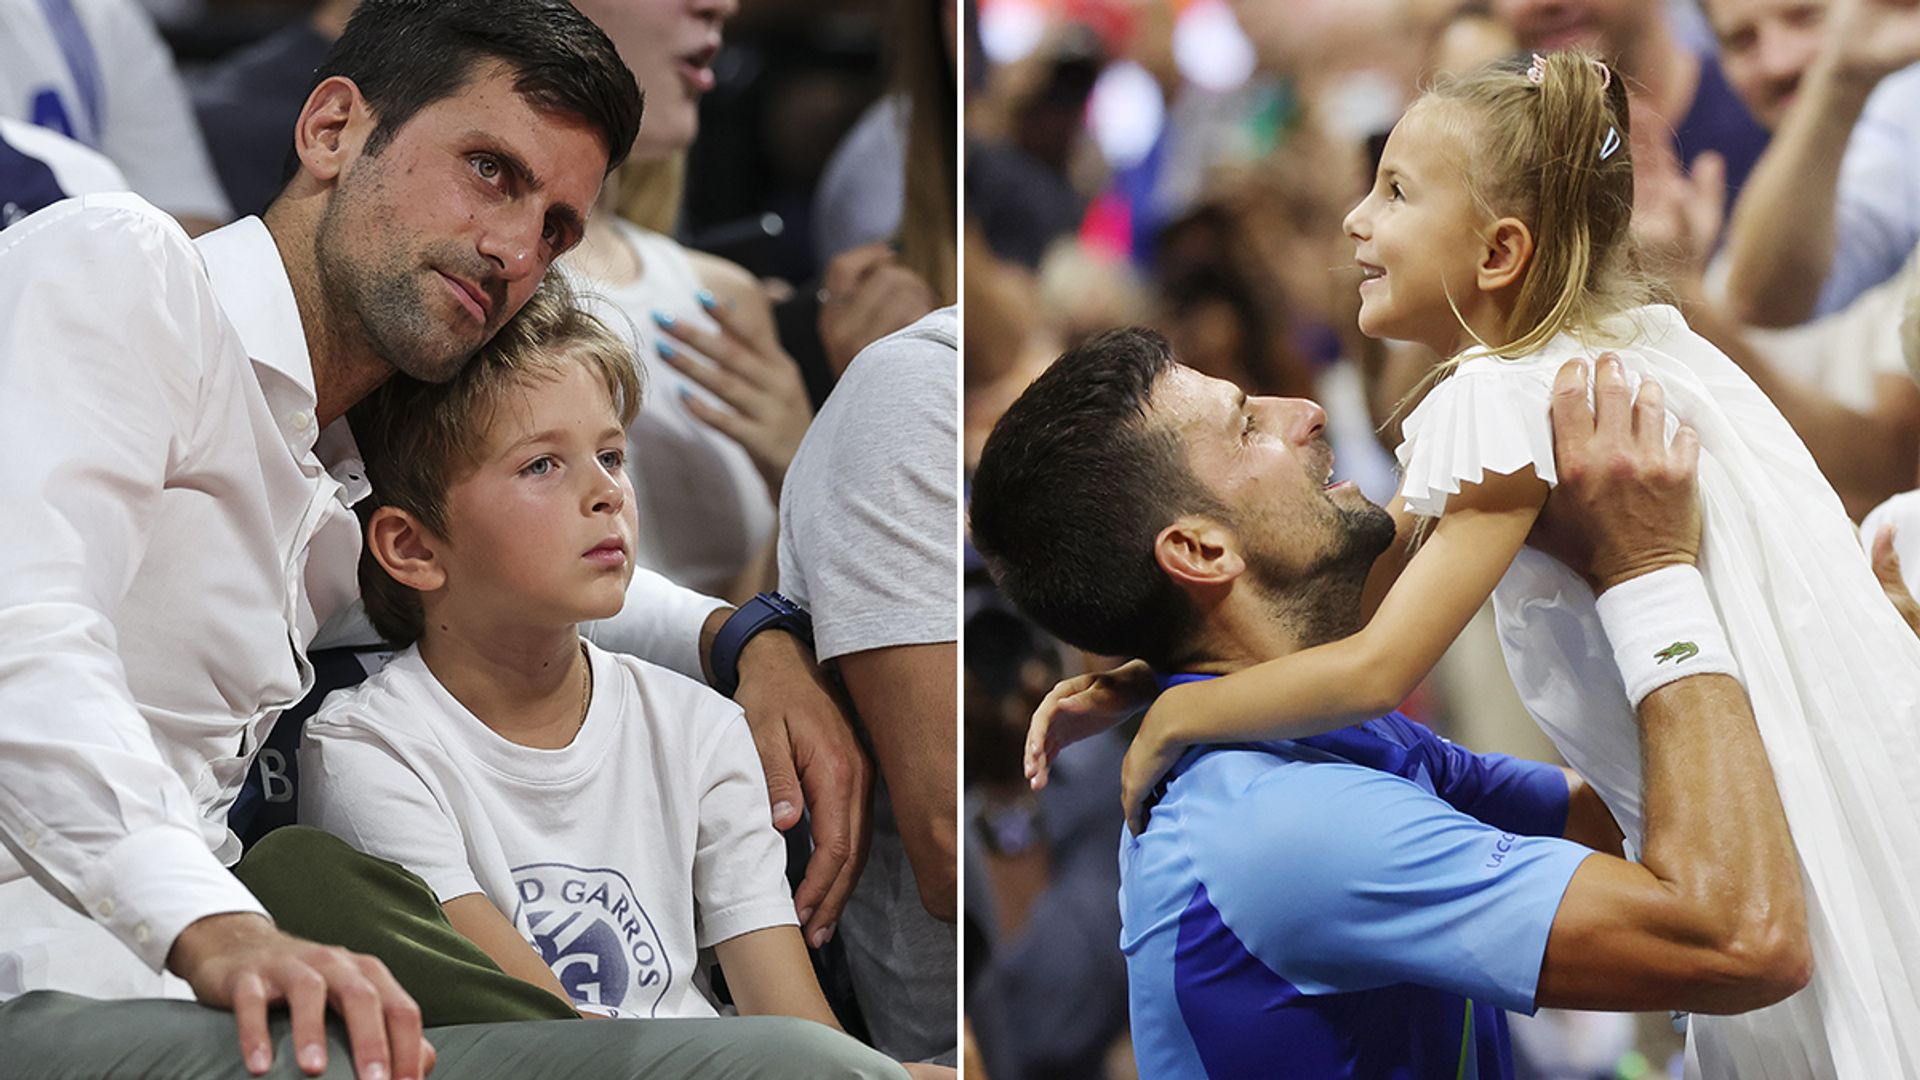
[0, 194, 723, 1001]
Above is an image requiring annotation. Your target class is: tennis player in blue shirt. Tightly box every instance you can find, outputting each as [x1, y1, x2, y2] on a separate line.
[969, 332, 1810, 1079]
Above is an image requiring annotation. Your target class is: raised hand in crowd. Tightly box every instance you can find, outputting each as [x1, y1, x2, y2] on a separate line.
[1634, 143, 1727, 300]
[1872, 525, 1920, 637]
[819, 242, 941, 376]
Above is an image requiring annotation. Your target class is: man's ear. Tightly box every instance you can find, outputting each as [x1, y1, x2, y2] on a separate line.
[366, 506, 448, 592]
[292, 76, 372, 185]
[1154, 516, 1246, 590]
[1477, 216, 1535, 293]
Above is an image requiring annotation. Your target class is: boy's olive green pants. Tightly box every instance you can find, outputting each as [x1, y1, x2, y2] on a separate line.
[1, 828, 905, 1079]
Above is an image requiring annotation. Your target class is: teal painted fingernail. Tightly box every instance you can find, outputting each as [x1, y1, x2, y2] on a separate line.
[677, 386, 692, 401]
[651, 310, 674, 329]
[656, 340, 676, 360]
[695, 289, 717, 310]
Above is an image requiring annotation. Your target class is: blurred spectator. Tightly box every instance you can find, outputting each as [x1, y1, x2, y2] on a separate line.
[559, 0, 809, 605]
[191, 0, 354, 218]
[1, 115, 126, 228]
[1711, 0, 1920, 326]
[814, 0, 959, 309]
[779, 306, 960, 1066]
[1614, 0, 1920, 518]
[1492, 0, 1769, 213]
[963, 603, 1130, 1080]
[0, 0, 230, 231]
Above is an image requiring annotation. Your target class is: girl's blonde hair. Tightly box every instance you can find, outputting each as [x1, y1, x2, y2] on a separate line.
[1425, 48, 1655, 360]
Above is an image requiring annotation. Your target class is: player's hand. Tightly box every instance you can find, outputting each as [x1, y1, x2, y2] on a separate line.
[1536, 355, 1702, 593]
[1023, 659, 1157, 790]
[168, 912, 433, 1080]
[1825, 0, 1920, 84]
[734, 630, 874, 945]
[653, 290, 813, 500]
[1872, 524, 1920, 638]
[1121, 685, 1195, 835]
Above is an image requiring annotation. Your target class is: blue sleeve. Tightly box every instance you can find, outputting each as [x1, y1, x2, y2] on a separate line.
[1182, 757, 1590, 1014]
[1381, 715, 1571, 838]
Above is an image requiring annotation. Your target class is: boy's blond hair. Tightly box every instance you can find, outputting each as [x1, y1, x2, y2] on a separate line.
[350, 272, 643, 645]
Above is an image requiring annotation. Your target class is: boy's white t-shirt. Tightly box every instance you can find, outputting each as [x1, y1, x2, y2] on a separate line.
[299, 641, 797, 1019]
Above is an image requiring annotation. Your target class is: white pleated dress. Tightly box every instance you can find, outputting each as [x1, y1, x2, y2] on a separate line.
[1395, 304, 1920, 1080]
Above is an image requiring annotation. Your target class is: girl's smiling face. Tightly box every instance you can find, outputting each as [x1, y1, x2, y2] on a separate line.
[1343, 102, 1513, 357]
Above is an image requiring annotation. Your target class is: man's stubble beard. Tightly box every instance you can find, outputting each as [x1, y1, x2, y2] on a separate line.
[313, 165, 484, 386]
[1242, 497, 1397, 650]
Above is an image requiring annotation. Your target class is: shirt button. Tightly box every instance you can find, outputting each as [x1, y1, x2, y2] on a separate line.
[133, 923, 151, 945]
[291, 411, 313, 432]
[21, 832, 35, 849]
[97, 898, 115, 917]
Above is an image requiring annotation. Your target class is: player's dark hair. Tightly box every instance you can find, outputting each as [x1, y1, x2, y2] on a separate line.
[970, 328, 1228, 668]
[314, 0, 643, 174]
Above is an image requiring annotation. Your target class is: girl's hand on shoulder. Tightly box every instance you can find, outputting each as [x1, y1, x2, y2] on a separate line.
[1024, 659, 1157, 790]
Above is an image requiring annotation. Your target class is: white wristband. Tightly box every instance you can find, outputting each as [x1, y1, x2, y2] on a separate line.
[1593, 564, 1740, 709]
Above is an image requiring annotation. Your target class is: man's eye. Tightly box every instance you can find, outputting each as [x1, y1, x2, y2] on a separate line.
[471, 155, 501, 181]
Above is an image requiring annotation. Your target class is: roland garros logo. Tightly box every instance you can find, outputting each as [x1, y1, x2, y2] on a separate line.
[512, 862, 672, 1017]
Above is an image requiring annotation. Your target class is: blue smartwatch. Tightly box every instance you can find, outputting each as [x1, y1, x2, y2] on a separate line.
[709, 591, 815, 697]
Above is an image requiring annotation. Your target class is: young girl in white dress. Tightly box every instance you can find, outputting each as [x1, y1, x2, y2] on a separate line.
[1036, 50, 1920, 1080]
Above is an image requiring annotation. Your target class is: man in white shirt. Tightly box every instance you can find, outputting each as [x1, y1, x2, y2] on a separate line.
[0, 2, 878, 1077]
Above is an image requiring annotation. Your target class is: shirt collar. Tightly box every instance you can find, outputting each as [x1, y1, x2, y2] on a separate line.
[196, 216, 369, 505]
[195, 216, 319, 448]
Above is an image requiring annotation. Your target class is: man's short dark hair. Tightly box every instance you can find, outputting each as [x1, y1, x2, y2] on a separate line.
[970, 328, 1228, 668]
[315, 0, 643, 175]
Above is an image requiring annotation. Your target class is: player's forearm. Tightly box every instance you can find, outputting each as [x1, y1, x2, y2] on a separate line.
[1634, 673, 1809, 1003]
[1723, 64, 1874, 327]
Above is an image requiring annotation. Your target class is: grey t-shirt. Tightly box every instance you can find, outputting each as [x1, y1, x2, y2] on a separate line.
[778, 306, 957, 1063]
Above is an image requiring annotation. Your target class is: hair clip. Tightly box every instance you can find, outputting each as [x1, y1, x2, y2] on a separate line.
[1600, 125, 1622, 161]
[1527, 53, 1547, 85]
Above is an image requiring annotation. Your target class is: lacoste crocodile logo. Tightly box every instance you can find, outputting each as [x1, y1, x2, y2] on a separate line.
[1654, 641, 1699, 664]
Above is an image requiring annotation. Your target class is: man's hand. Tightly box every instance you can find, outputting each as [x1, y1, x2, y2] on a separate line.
[1023, 659, 1157, 790]
[818, 243, 940, 377]
[733, 630, 873, 942]
[168, 912, 432, 1080]
[1634, 145, 1725, 296]
[1872, 524, 1920, 637]
[1533, 355, 1703, 593]
[1824, 0, 1920, 86]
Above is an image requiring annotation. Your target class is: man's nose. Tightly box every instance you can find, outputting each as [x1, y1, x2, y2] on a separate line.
[477, 210, 544, 281]
[1754, 24, 1807, 85]
[1276, 398, 1328, 445]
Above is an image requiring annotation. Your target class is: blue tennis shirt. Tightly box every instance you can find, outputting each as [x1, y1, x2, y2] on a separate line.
[1121, 674, 1592, 1079]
